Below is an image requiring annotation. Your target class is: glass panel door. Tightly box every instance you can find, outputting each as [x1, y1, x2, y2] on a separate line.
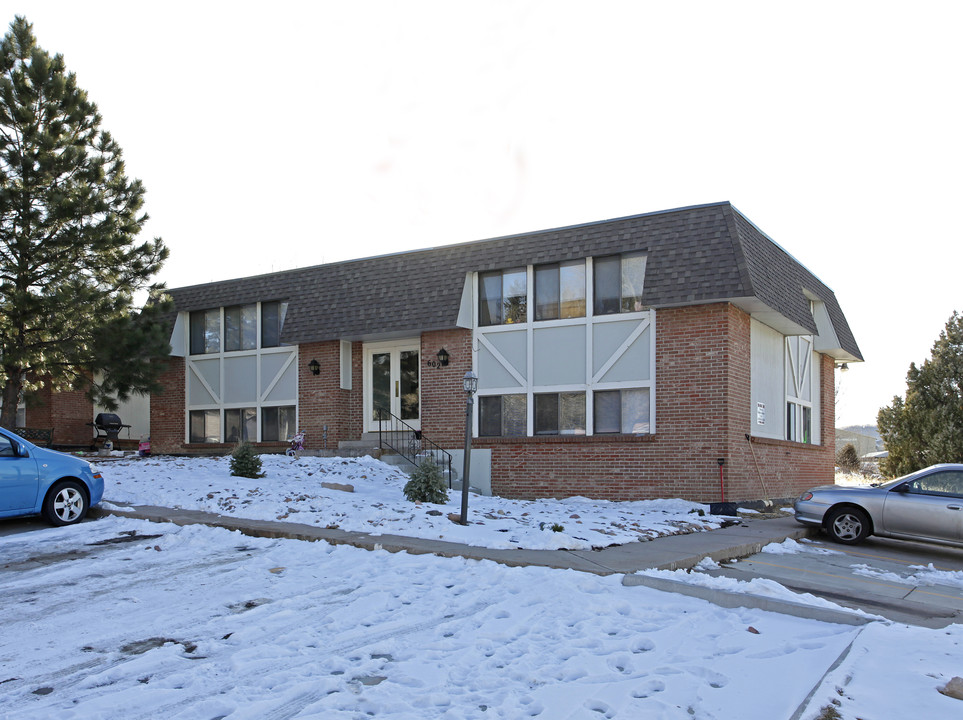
[371, 352, 391, 423]
[364, 342, 420, 431]
[399, 350, 420, 421]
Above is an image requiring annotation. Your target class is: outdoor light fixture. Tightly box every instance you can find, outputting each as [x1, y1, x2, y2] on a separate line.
[308, 358, 321, 376]
[839, 363, 849, 373]
[436, 348, 450, 367]
[460, 370, 478, 525]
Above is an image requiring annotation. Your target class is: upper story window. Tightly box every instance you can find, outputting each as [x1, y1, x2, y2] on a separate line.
[225, 304, 257, 351]
[189, 309, 221, 355]
[261, 301, 284, 348]
[593, 252, 647, 315]
[479, 268, 527, 326]
[189, 301, 287, 355]
[535, 261, 586, 321]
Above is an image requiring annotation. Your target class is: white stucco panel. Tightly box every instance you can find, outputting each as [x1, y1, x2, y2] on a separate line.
[188, 359, 220, 406]
[533, 325, 586, 386]
[224, 356, 258, 403]
[750, 319, 783, 439]
[592, 316, 652, 383]
[262, 351, 298, 403]
[478, 330, 527, 390]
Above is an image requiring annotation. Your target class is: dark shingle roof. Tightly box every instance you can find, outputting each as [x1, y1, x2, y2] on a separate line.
[167, 202, 862, 361]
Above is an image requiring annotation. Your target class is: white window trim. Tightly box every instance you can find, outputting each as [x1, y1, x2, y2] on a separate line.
[785, 336, 814, 444]
[183, 304, 298, 443]
[472, 258, 656, 437]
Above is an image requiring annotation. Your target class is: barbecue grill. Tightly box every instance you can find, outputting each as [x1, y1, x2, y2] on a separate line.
[91, 413, 131, 443]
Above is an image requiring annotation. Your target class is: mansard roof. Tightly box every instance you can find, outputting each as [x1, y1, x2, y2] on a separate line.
[167, 201, 862, 361]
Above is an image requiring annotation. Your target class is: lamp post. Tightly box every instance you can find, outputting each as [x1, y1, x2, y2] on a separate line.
[460, 370, 478, 525]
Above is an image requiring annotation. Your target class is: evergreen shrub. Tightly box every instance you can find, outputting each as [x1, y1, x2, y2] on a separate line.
[403, 457, 448, 504]
[230, 441, 264, 479]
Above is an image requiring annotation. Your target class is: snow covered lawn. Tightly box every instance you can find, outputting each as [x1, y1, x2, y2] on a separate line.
[3, 458, 963, 718]
[0, 516, 894, 719]
[95, 454, 726, 551]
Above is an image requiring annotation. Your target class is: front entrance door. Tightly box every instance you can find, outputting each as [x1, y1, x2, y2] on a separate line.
[364, 341, 421, 432]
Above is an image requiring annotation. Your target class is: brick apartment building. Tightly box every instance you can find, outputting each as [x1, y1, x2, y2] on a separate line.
[150, 202, 862, 502]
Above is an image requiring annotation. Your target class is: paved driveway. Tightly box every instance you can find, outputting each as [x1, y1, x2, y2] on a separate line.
[0, 515, 50, 537]
[707, 534, 963, 627]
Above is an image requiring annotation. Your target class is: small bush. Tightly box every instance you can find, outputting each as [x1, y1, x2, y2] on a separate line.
[835, 443, 860, 473]
[230, 441, 264, 479]
[403, 458, 448, 504]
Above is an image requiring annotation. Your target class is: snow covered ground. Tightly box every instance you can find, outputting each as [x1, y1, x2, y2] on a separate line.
[95, 454, 727, 551]
[2, 456, 962, 719]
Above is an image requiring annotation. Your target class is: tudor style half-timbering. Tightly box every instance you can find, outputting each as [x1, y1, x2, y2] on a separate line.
[151, 202, 862, 503]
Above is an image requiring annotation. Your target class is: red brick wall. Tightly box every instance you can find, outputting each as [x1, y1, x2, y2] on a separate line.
[25, 383, 93, 446]
[297, 341, 363, 450]
[420, 329, 473, 446]
[147, 304, 837, 501]
[149, 357, 186, 453]
[470, 304, 837, 502]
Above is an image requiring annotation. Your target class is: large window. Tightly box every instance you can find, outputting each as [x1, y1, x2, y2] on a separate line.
[593, 252, 647, 315]
[534, 392, 586, 435]
[262, 406, 296, 442]
[224, 305, 257, 352]
[479, 269, 527, 326]
[261, 301, 284, 348]
[479, 395, 527, 436]
[535, 261, 586, 321]
[190, 302, 287, 355]
[594, 388, 650, 434]
[189, 410, 221, 443]
[189, 309, 221, 355]
[785, 336, 814, 444]
[224, 408, 257, 442]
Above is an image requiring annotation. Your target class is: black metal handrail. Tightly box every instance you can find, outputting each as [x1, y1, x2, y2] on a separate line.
[377, 409, 454, 488]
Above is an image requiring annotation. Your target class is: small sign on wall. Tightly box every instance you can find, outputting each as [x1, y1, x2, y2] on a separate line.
[756, 402, 766, 425]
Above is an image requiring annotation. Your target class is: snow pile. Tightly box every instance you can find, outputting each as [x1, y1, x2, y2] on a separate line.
[851, 563, 963, 590]
[95, 454, 724, 551]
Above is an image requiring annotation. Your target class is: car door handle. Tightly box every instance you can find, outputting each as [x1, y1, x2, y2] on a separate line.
[947, 505, 962, 511]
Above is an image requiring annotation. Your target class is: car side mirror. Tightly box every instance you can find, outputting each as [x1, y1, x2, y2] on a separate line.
[892, 483, 910, 493]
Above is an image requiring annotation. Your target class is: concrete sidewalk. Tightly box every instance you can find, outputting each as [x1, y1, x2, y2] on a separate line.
[94, 501, 812, 574]
[92, 501, 871, 627]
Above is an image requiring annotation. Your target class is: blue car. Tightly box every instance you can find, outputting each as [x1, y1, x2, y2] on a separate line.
[0, 427, 104, 526]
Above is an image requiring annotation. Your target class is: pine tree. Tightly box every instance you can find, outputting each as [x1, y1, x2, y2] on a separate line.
[230, 442, 264, 479]
[878, 311, 963, 476]
[0, 16, 169, 427]
[403, 457, 449, 504]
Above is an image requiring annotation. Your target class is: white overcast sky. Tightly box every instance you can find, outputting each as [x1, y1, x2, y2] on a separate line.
[5, 0, 961, 427]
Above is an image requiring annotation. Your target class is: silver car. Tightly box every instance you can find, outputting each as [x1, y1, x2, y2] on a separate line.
[794, 464, 963, 546]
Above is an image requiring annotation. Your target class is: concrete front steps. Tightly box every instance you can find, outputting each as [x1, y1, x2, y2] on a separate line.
[337, 433, 464, 488]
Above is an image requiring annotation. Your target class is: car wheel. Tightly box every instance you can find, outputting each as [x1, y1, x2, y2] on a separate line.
[42, 480, 89, 526]
[826, 506, 870, 544]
